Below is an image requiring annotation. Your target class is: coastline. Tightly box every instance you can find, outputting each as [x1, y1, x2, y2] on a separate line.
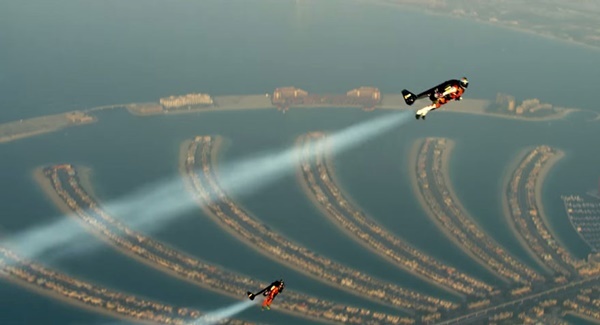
[408, 138, 509, 284]
[356, 0, 600, 53]
[33, 165, 100, 215]
[500, 147, 555, 276]
[33, 166, 79, 218]
[532, 149, 578, 262]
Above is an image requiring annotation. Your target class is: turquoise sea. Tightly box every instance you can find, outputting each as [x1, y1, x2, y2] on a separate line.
[1, 0, 599, 324]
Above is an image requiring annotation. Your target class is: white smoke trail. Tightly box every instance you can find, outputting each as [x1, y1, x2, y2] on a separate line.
[3, 111, 412, 261]
[189, 300, 257, 325]
[217, 111, 411, 197]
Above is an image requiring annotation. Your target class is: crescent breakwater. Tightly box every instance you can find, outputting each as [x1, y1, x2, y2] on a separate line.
[34, 164, 413, 325]
[0, 88, 577, 144]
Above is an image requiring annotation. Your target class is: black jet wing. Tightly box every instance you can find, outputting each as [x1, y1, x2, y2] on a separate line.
[415, 79, 457, 99]
[247, 281, 279, 300]
[402, 79, 459, 106]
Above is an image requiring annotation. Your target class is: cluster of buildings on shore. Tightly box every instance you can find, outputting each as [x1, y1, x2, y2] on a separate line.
[416, 138, 543, 288]
[30, 139, 600, 325]
[297, 134, 600, 324]
[271, 87, 381, 112]
[127, 93, 216, 115]
[298, 133, 493, 302]
[487, 299, 567, 324]
[506, 146, 584, 278]
[150, 86, 382, 114]
[156, 86, 381, 111]
[502, 299, 563, 324]
[159, 93, 213, 109]
[184, 136, 433, 321]
[45, 164, 410, 325]
[506, 146, 600, 280]
[492, 93, 556, 116]
[65, 111, 95, 124]
[0, 245, 199, 325]
[563, 286, 600, 323]
[445, 276, 600, 324]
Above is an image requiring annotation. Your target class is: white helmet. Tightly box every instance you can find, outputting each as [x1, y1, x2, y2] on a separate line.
[460, 77, 469, 88]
